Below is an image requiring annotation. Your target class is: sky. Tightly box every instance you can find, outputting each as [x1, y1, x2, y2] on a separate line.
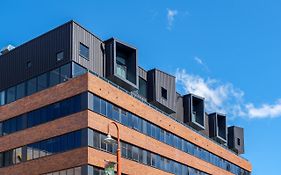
[0, 1, 281, 174]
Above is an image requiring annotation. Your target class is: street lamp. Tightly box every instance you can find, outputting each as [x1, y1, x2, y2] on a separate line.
[103, 121, 121, 175]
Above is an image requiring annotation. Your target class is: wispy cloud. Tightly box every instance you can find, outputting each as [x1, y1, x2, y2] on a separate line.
[246, 100, 281, 119]
[167, 9, 178, 30]
[194, 56, 210, 72]
[175, 69, 281, 119]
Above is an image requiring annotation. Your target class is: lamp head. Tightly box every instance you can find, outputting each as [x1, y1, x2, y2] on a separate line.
[103, 134, 116, 145]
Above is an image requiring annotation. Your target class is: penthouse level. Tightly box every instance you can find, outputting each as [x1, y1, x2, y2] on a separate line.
[0, 21, 251, 175]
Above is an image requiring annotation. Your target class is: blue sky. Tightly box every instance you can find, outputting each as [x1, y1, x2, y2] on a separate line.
[1, 1, 281, 174]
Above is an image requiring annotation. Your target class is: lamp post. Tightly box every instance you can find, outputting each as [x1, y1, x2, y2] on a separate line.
[103, 121, 121, 175]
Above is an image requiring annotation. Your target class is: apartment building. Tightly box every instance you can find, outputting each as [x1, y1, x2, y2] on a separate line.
[0, 21, 252, 175]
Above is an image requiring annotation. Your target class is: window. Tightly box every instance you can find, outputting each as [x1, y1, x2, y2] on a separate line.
[60, 64, 71, 82]
[26, 61, 32, 68]
[116, 54, 127, 79]
[16, 83, 25, 100]
[93, 96, 101, 113]
[79, 43, 89, 59]
[0, 91, 5, 106]
[161, 87, 167, 100]
[56, 51, 64, 61]
[237, 138, 241, 146]
[0, 123, 2, 136]
[49, 68, 60, 87]
[138, 78, 147, 98]
[6, 86, 16, 103]
[27, 78, 37, 96]
[37, 73, 48, 91]
[72, 62, 87, 77]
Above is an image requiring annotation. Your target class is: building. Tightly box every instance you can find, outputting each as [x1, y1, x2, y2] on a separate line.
[0, 21, 252, 175]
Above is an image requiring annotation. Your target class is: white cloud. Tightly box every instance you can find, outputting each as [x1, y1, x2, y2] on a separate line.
[175, 68, 281, 119]
[246, 100, 281, 119]
[194, 57, 203, 65]
[167, 9, 178, 30]
[194, 56, 210, 72]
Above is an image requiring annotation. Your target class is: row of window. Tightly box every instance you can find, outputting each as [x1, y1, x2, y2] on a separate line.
[0, 130, 85, 168]
[89, 129, 208, 175]
[42, 165, 121, 175]
[0, 128, 208, 175]
[88, 93, 250, 175]
[0, 62, 87, 107]
[0, 92, 87, 136]
[0, 89, 249, 175]
[44, 166, 81, 175]
[26, 130, 84, 161]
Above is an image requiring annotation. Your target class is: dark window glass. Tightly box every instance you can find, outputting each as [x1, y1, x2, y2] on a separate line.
[127, 144, 132, 159]
[151, 153, 156, 167]
[0, 123, 2, 136]
[132, 146, 139, 161]
[6, 86, 16, 103]
[27, 78, 37, 96]
[49, 68, 60, 87]
[56, 51, 64, 61]
[0, 153, 3, 167]
[100, 99, 107, 116]
[37, 73, 48, 91]
[0, 91, 5, 106]
[237, 138, 241, 146]
[106, 102, 113, 119]
[142, 120, 147, 135]
[138, 78, 147, 98]
[16, 83, 25, 100]
[93, 96, 101, 113]
[146, 152, 151, 166]
[112, 106, 120, 122]
[141, 150, 147, 164]
[120, 110, 128, 126]
[146, 122, 152, 137]
[116, 54, 127, 79]
[72, 63, 87, 77]
[79, 43, 89, 59]
[161, 87, 167, 100]
[100, 134, 107, 151]
[60, 64, 71, 83]
[121, 142, 127, 157]
[26, 61, 32, 68]
[93, 131, 100, 148]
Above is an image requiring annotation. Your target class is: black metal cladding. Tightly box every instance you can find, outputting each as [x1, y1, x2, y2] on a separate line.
[0, 22, 72, 91]
[228, 126, 245, 155]
[104, 38, 138, 91]
[209, 113, 227, 144]
[71, 22, 105, 77]
[147, 69, 176, 114]
[172, 93, 184, 122]
[183, 94, 205, 130]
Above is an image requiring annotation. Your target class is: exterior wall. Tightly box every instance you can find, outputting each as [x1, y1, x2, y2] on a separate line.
[0, 74, 88, 121]
[88, 111, 232, 175]
[0, 22, 72, 91]
[88, 73, 252, 172]
[88, 148, 173, 175]
[171, 93, 184, 122]
[71, 22, 105, 76]
[138, 66, 147, 81]
[147, 69, 176, 114]
[0, 148, 88, 175]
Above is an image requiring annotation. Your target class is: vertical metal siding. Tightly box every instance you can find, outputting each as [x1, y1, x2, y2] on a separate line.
[0, 22, 72, 90]
[147, 69, 176, 113]
[138, 66, 147, 81]
[72, 23, 104, 76]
